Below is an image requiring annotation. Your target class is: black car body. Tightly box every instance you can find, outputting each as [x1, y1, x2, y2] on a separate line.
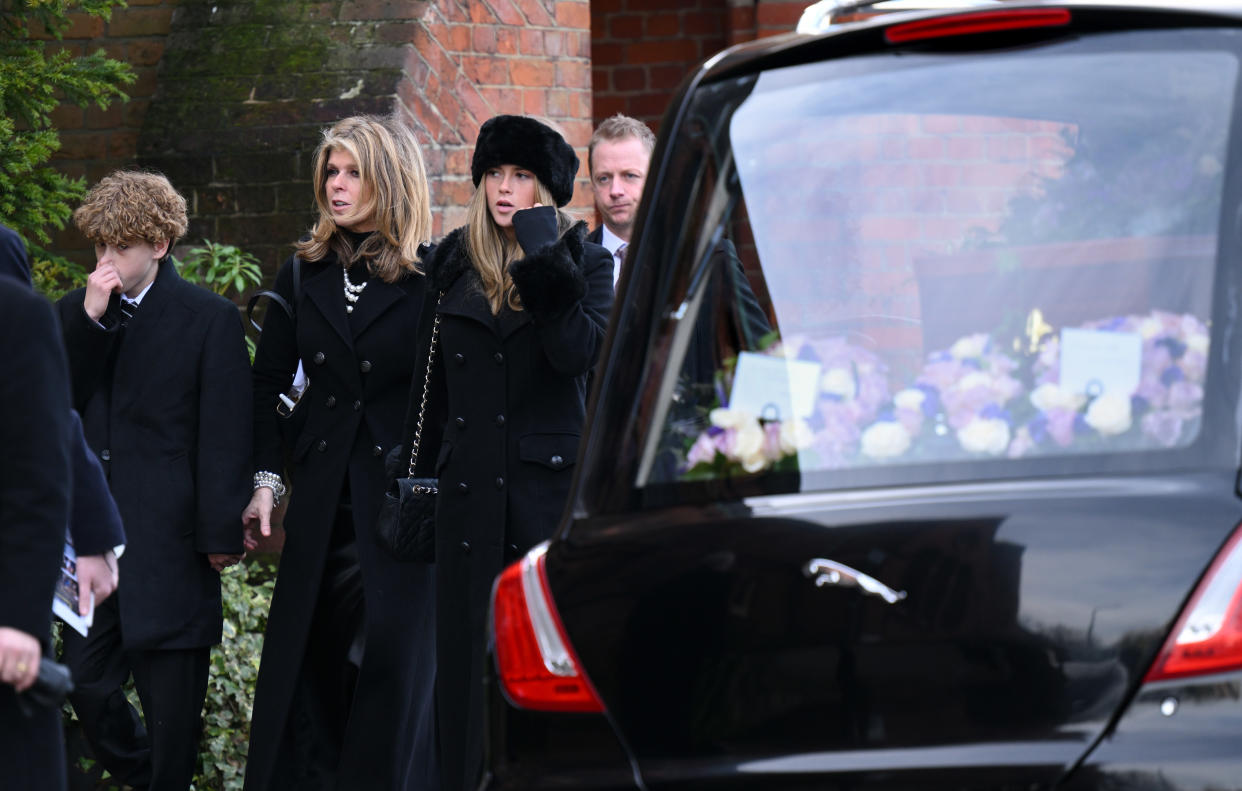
[484, 3, 1242, 789]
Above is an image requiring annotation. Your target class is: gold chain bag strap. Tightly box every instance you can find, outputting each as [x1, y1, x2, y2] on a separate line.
[375, 295, 442, 562]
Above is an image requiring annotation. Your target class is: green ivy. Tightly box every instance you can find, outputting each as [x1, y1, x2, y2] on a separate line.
[195, 556, 277, 791]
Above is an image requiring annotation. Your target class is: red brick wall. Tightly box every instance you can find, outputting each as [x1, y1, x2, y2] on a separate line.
[400, 0, 597, 235]
[590, 0, 737, 133]
[42, 0, 175, 260]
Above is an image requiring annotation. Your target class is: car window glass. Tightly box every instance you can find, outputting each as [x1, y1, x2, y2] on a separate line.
[648, 33, 1237, 490]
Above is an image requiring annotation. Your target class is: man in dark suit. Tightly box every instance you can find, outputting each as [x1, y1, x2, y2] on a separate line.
[0, 274, 74, 791]
[54, 171, 253, 790]
[588, 114, 772, 405]
[0, 223, 124, 617]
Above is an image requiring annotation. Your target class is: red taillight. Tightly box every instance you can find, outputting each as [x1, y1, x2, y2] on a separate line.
[491, 543, 604, 712]
[1146, 526, 1242, 682]
[885, 8, 1071, 44]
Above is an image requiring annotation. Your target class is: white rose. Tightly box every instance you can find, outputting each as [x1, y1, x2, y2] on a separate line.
[1139, 317, 1163, 339]
[1084, 393, 1132, 436]
[955, 371, 993, 392]
[1187, 332, 1209, 356]
[949, 333, 988, 360]
[893, 388, 926, 411]
[779, 419, 815, 455]
[1030, 382, 1085, 412]
[733, 418, 766, 465]
[957, 417, 1011, 455]
[730, 417, 760, 459]
[710, 407, 751, 430]
[860, 421, 912, 459]
[821, 367, 856, 399]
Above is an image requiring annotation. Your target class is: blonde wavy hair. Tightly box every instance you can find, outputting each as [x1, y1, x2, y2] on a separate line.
[297, 115, 433, 283]
[465, 176, 574, 314]
[73, 171, 188, 254]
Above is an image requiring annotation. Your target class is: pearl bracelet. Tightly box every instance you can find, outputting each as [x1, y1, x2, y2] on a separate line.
[253, 471, 287, 506]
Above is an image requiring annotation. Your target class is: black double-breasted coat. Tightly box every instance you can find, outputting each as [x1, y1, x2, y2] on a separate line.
[245, 249, 438, 791]
[56, 261, 252, 650]
[406, 219, 613, 791]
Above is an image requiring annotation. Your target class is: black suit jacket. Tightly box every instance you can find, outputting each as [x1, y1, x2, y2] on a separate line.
[56, 261, 252, 650]
[0, 276, 73, 791]
[0, 278, 71, 645]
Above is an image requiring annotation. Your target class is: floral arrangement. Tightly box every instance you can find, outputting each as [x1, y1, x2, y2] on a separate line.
[678, 310, 1209, 478]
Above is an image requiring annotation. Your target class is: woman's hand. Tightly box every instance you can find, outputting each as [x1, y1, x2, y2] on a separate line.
[242, 487, 275, 550]
[511, 204, 559, 256]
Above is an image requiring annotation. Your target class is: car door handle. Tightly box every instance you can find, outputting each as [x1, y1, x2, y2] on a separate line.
[803, 558, 907, 604]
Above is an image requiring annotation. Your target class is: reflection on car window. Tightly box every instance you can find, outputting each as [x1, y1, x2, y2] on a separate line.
[652, 37, 1235, 486]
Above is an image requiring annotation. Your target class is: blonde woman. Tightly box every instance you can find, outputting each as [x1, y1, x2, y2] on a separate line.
[396, 115, 613, 790]
[243, 115, 437, 790]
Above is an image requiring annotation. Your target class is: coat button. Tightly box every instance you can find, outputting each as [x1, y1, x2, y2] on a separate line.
[359, 360, 372, 373]
[458, 482, 469, 495]
[495, 477, 504, 489]
[455, 416, 466, 428]
[454, 353, 465, 366]
[461, 541, 471, 555]
[372, 445, 383, 457]
[313, 351, 325, 365]
[507, 543, 519, 556]
[317, 440, 328, 452]
[493, 352, 504, 364]
[325, 395, 336, 408]
[100, 449, 111, 461]
[551, 454, 563, 466]
[353, 400, 362, 411]
[494, 414, 505, 427]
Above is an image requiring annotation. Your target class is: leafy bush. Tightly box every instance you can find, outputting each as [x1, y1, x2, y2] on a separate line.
[196, 556, 277, 791]
[178, 239, 264, 296]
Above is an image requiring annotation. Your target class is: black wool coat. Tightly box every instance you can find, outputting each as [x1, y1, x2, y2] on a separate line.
[0, 278, 73, 791]
[407, 219, 613, 791]
[56, 261, 252, 650]
[245, 249, 438, 791]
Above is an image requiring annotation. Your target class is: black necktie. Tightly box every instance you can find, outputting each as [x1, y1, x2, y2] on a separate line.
[119, 298, 138, 327]
[616, 244, 628, 267]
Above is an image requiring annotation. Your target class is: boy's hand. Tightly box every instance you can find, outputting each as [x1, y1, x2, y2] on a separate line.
[0, 627, 41, 693]
[207, 553, 243, 573]
[75, 550, 118, 614]
[84, 261, 124, 322]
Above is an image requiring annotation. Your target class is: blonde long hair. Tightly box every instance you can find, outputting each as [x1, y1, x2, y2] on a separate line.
[465, 177, 573, 314]
[297, 115, 433, 282]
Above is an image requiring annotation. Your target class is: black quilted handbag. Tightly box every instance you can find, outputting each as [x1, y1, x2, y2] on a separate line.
[375, 303, 441, 562]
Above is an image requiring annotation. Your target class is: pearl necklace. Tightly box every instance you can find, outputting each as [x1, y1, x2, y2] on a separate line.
[343, 267, 367, 313]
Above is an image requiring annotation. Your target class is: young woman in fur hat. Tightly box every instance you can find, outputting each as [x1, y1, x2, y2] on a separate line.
[397, 115, 613, 790]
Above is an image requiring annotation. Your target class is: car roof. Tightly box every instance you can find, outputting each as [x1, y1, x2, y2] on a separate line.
[703, 1, 1242, 82]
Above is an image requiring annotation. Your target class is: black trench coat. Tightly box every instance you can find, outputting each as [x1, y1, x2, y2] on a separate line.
[56, 261, 252, 650]
[407, 220, 613, 791]
[244, 250, 437, 791]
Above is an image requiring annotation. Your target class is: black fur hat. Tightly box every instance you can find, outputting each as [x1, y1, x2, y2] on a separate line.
[470, 115, 579, 208]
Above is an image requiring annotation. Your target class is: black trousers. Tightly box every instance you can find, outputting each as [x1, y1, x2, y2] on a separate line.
[60, 592, 210, 791]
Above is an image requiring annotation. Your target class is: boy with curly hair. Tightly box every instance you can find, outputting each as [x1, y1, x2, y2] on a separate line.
[55, 170, 252, 790]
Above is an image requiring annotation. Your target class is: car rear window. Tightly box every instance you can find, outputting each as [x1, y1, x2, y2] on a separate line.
[647, 29, 1238, 489]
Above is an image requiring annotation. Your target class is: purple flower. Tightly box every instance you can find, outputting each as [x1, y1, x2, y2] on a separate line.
[1141, 411, 1185, 447]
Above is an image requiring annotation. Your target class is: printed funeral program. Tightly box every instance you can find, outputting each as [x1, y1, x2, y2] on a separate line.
[53, 538, 94, 637]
